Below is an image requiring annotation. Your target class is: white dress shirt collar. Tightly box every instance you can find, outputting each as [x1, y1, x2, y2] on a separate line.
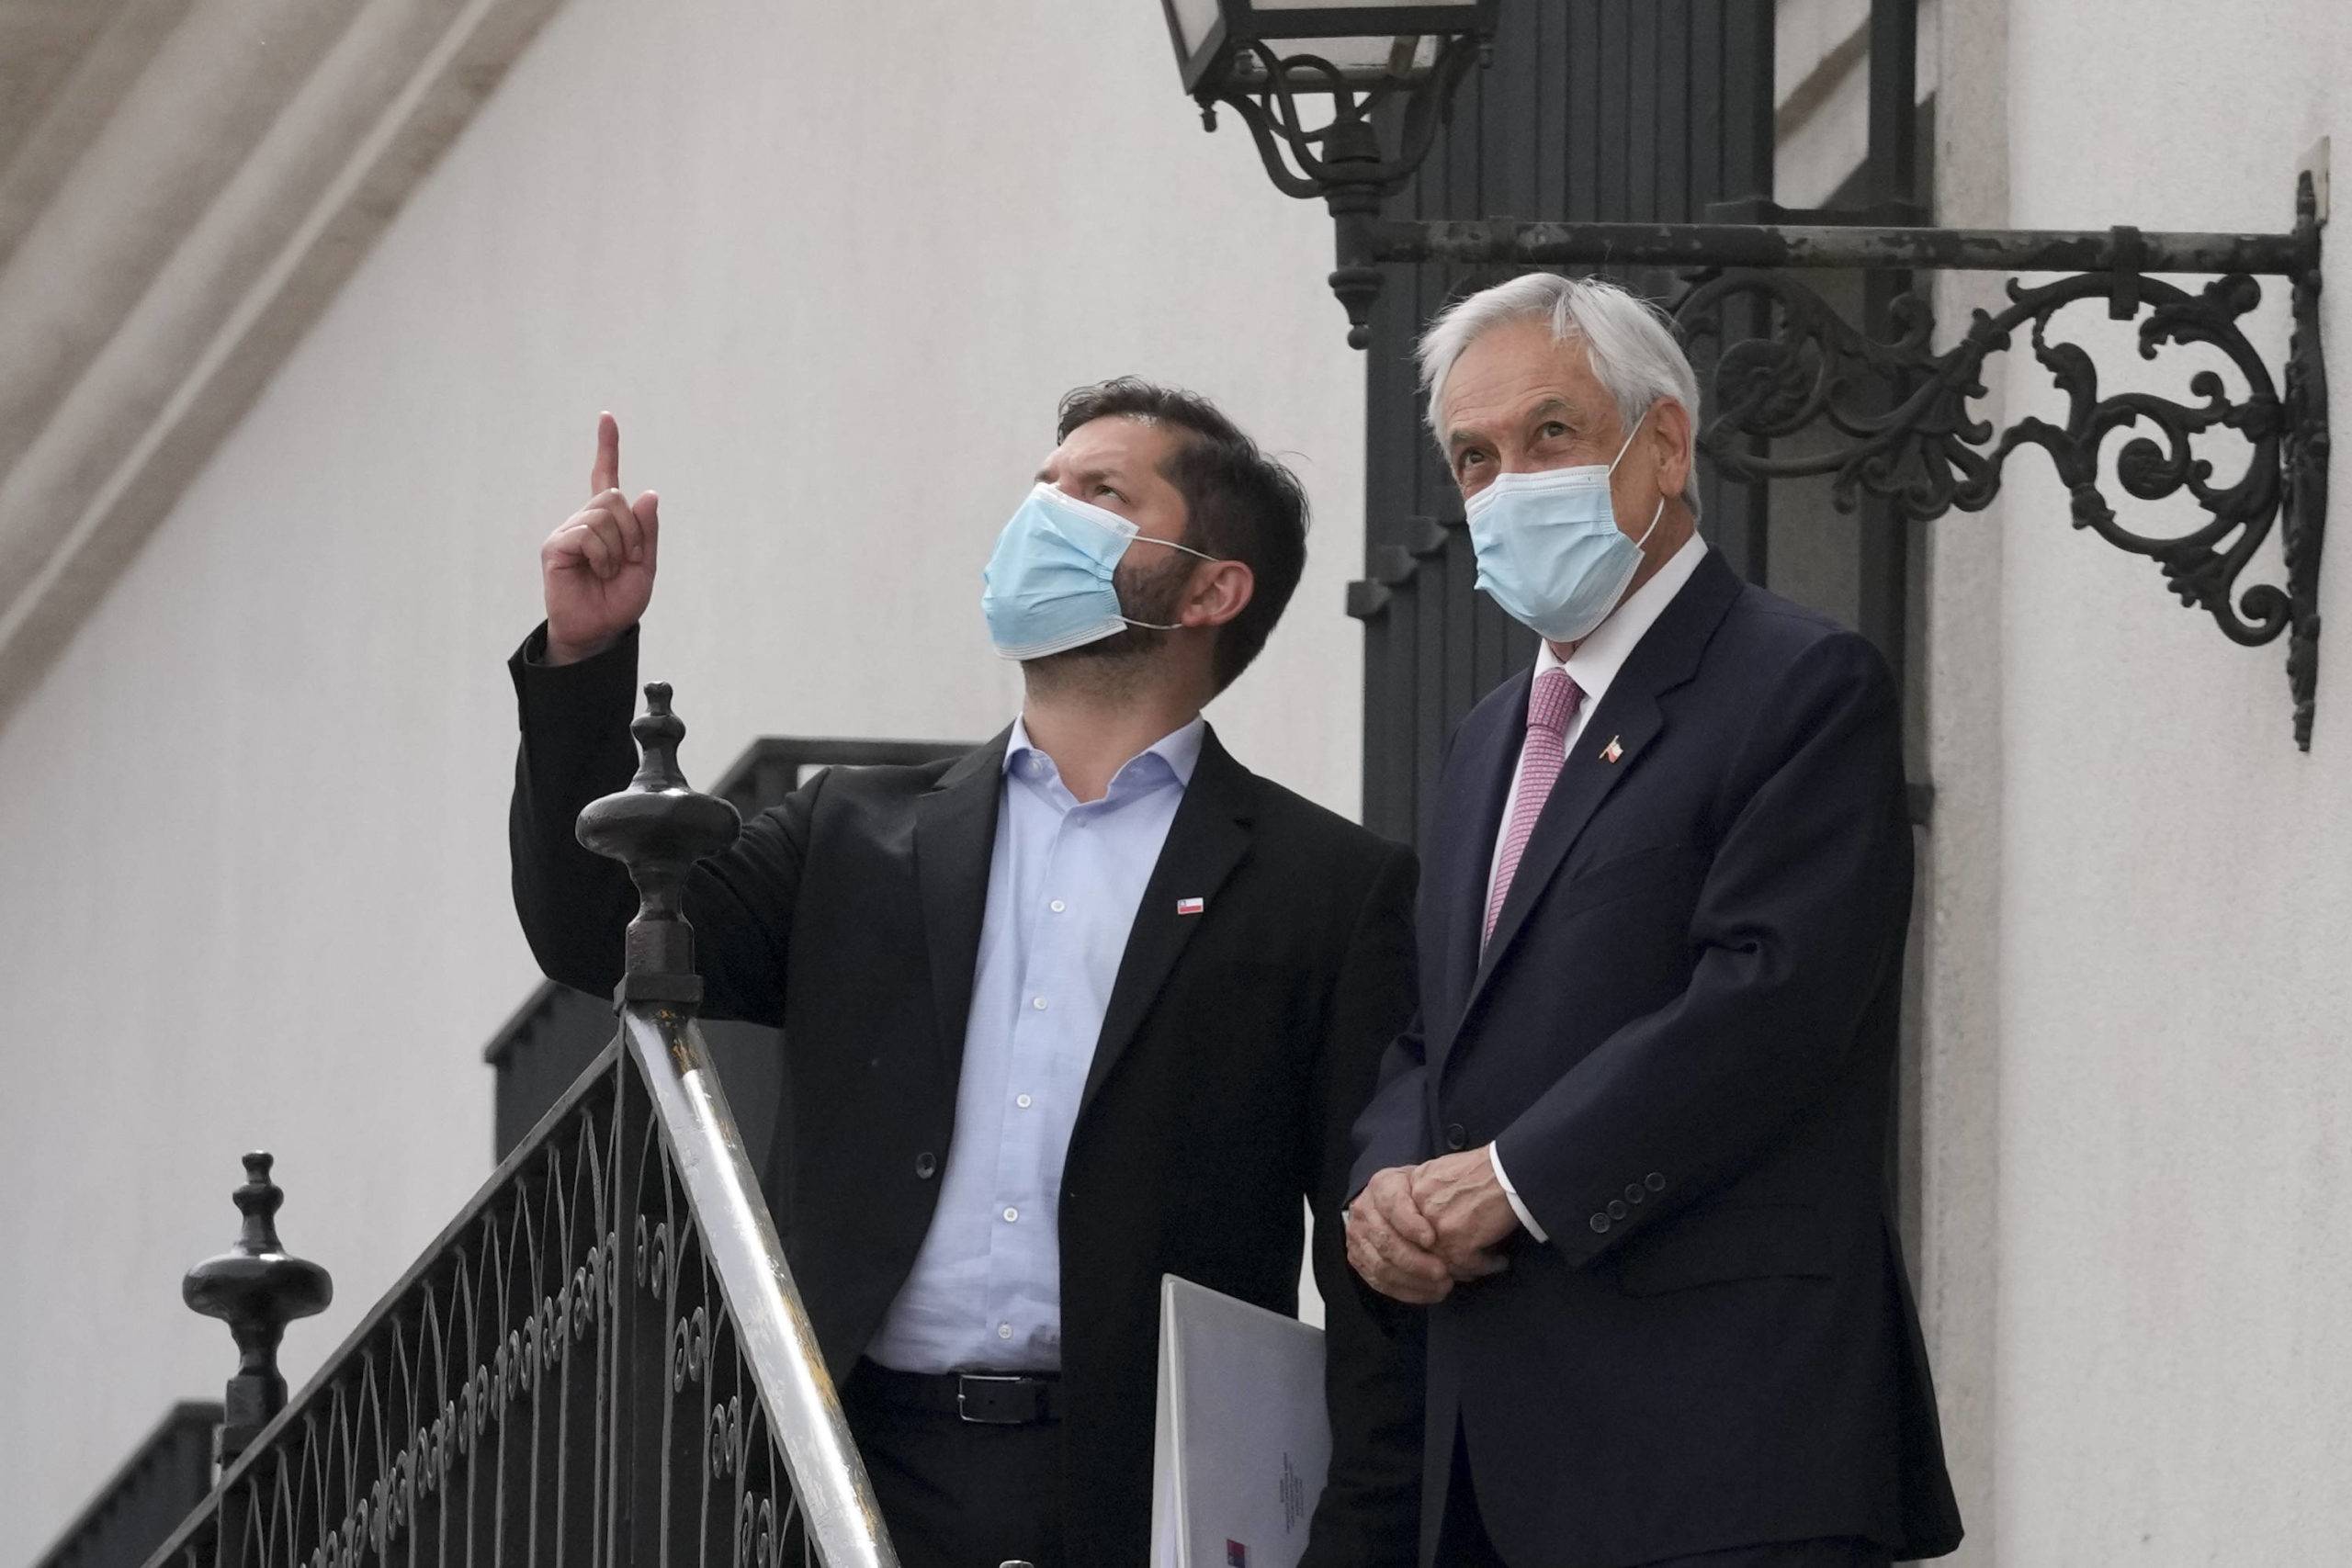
[1002, 714, 1207, 793]
[1536, 531, 1709, 716]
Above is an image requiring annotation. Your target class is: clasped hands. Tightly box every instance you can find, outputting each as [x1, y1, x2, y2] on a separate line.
[1345, 1146, 1524, 1305]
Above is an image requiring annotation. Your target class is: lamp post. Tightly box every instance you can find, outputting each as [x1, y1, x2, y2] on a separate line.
[1158, 1, 2329, 750]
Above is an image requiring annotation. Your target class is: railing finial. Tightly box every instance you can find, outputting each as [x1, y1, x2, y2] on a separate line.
[631, 681, 686, 785]
[576, 682, 742, 1009]
[182, 1152, 333, 1471]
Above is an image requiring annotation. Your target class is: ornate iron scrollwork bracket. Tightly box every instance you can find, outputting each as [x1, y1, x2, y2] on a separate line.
[1186, 24, 1497, 352]
[1336, 178, 2329, 749]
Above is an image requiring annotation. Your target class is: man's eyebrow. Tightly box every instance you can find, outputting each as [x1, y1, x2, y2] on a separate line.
[1446, 396, 1580, 453]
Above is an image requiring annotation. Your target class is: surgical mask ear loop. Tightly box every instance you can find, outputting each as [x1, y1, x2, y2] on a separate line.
[1129, 535, 1220, 566]
[1607, 404, 1667, 552]
[1116, 532, 1225, 633]
[1633, 496, 1664, 551]
[1603, 403, 1652, 476]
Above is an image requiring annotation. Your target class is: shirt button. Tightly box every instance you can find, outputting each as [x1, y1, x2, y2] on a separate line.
[998, 1323, 1013, 1340]
[1049, 899, 1067, 913]
[914, 1152, 937, 1179]
[1016, 1093, 1034, 1109]
[1032, 997, 1048, 1011]
[1002, 1206, 1019, 1224]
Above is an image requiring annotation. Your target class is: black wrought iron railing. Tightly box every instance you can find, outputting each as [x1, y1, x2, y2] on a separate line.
[146, 686, 898, 1568]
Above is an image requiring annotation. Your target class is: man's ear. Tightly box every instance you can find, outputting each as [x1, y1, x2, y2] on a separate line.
[1188, 558, 1255, 630]
[1651, 399, 1695, 504]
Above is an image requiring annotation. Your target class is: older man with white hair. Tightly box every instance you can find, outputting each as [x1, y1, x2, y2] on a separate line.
[1345, 275, 1963, 1568]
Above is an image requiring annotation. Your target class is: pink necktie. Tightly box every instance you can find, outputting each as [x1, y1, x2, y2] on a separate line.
[1485, 667, 1583, 948]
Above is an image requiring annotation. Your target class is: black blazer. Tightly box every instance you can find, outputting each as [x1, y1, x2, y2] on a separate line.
[1351, 551, 1962, 1568]
[510, 626, 1424, 1565]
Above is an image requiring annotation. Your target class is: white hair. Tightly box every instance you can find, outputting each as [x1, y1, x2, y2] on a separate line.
[1417, 273, 1702, 514]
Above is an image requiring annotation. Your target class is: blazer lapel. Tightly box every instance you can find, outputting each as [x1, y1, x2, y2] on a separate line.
[911, 728, 1011, 1086]
[1470, 690, 1664, 990]
[1078, 727, 1255, 1120]
[1442, 550, 1745, 1061]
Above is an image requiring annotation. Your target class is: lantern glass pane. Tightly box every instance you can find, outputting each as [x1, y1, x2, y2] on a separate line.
[1167, 0, 1222, 53]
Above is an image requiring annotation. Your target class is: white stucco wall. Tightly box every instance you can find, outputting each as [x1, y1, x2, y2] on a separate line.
[1914, 0, 2007, 1555]
[17, 4, 2349, 1562]
[0, 1, 1363, 1552]
[1976, 1, 2351, 1560]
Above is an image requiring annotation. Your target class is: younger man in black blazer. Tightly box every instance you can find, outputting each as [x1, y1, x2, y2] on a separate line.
[510, 381, 1421, 1567]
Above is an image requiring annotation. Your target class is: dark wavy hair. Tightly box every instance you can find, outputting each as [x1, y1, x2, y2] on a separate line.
[1056, 378, 1309, 692]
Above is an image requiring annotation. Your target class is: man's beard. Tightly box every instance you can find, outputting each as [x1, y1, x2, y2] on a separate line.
[1025, 547, 1193, 675]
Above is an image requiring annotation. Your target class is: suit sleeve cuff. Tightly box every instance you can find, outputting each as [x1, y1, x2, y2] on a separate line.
[509, 621, 640, 727]
[1489, 1142, 1549, 1244]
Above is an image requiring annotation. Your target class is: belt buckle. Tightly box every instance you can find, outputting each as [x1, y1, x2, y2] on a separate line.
[956, 1372, 1035, 1425]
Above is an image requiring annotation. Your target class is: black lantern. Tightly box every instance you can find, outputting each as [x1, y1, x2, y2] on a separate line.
[1159, 0, 1498, 349]
[1159, 1, 1498, 201]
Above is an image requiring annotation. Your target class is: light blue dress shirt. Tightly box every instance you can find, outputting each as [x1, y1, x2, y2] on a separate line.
[865, 715, 1205, 1373]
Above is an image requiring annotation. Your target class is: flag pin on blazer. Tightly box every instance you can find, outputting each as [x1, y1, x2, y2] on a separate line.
[1176, 896, 1205, 916]
[1601, 735, 1624, 763]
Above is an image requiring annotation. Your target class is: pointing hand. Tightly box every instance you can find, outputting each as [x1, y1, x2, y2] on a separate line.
[540, 412, 660, 665]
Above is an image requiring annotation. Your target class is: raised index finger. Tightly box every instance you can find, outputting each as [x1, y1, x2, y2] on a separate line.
[590, 412, 619, 497]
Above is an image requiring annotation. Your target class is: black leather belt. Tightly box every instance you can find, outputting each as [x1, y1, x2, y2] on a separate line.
[853, 1359, 1065, 1426]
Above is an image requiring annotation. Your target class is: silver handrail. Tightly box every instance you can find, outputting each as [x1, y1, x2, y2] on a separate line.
[578, 679, 900, 1568]
[622, 1002, 898, 1568]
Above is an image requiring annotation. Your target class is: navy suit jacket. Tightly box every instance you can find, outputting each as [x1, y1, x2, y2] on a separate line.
[1351, 549, 1963, 1568]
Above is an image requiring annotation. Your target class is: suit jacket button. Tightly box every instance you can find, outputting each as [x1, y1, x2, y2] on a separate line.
[1624, 1183, 1645, 1204]
[1443, 1122, 1467, 1151]
[1645, 1171, 1667, 1192]
[914, 1152, 937, 1179]
[1607, 1199, 1628, 1221]
[1589, 1213, 1610, 1235]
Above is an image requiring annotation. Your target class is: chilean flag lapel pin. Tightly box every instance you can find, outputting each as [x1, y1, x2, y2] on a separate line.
[1600, 735, 1623, 763]
[1176, 896, 1206, 916]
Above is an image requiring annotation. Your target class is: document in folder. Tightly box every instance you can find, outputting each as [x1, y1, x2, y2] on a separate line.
[1150, 1274, 1330, 1568]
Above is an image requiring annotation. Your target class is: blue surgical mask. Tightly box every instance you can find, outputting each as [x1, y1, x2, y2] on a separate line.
[980, 483, 1218, 660]
[1464, 410, 1664, 644]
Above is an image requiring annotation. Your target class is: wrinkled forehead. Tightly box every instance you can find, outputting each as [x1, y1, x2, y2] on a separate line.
[1437, 319, 1611, 438]
[1037, 412, 1182, 485]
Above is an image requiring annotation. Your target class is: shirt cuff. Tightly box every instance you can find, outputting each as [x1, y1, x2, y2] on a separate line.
[1489, 1142, 1549, 1245]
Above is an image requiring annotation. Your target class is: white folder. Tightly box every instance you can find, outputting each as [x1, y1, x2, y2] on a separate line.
[1149, 1274, 1331, 1568]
